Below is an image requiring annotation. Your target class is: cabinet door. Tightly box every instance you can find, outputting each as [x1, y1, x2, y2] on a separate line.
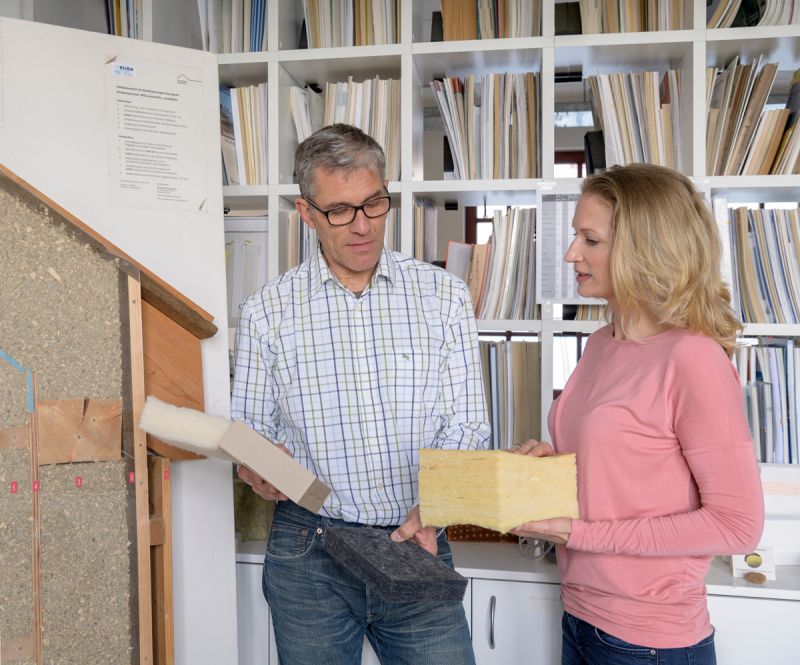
[708, 594, 800, 665]
[471, 579, 562, 665]
[236, 562, 274, 665]
[362, 641, 381, 665]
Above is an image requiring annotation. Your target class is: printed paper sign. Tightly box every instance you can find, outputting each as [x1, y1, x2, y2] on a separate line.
[105, 55, 207, 212]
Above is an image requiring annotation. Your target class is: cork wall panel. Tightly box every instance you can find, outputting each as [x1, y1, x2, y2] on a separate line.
[0, 362, 34, 665]
[0, 447, 34, 665]
[0, 353, 29, 430]
[0, 187, 122, 402]
[39, 462, 132, 665]
[1, 180, 135, 664]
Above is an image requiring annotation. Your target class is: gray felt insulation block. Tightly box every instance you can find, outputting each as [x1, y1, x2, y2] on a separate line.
[323, 526, 468, 602]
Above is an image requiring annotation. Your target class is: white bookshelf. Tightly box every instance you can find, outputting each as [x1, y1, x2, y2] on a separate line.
[15, 0, 790, 482]
[13, 0, 784, 460]
[8, 2, 800, 663]
[213, 0, 800, 448]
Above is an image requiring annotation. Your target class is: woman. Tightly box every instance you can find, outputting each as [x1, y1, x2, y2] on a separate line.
[511, 164, 764, 664]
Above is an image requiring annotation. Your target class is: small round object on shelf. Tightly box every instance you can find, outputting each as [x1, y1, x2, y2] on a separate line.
[743, 571, 767, 585]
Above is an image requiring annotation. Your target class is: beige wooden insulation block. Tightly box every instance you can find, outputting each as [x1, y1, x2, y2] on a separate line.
[419, 449, 579, 533]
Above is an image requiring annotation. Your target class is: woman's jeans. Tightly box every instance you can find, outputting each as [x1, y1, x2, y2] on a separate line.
[562, 611, 716, 665]
[262, 500, 475, 665]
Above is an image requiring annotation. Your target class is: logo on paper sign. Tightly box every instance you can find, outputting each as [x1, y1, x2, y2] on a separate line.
[113, 64, 136, 77]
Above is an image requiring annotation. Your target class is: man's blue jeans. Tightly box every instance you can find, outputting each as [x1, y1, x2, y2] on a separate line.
[562, 611, 716, 665]
[262, 501, 475, 665]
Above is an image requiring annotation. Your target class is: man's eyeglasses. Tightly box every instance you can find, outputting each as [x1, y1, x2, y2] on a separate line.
[303, 191, 391, 227]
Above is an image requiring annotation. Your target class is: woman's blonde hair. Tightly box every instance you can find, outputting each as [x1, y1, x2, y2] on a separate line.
[581, 163, 741, 356]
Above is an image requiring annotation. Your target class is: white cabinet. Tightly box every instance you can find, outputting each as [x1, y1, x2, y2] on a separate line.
[361, 643, 381, 665]
[235, 561, 277, 665]
[238, 542, 800, 664]
[467, 578, 800, 665]
[708, 594, 800, 665]
[471, 579, 562, 665]
[455, 542, 800, 665]
[234, 559, 383, 665]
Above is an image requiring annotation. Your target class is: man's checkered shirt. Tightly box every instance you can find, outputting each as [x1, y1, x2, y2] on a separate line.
[231, 247, 490, 526]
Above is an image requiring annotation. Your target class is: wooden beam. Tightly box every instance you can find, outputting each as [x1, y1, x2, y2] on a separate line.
[36, 399, 122, 464]
[148, 456, 174, 665]
[0, 163, 217, 340]
[128, 274, 154, 665]
[141, 275, 217, 340]
[149, 517, 166, 547]
[30, 384, 42, 665]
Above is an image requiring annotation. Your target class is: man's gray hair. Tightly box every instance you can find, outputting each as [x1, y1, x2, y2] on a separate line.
[295, 124, 386, 199]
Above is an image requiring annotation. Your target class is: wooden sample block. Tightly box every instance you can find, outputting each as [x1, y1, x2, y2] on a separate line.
[36, 398, 122, 464]
[219, 423, 331, 514]
[139, 396, 332, 514]
[0, 426, 29, 450]
[419, 449, 579, 534]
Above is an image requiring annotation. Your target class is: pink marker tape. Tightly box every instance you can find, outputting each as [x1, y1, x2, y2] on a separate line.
[75, 476, 83, 488]
[10, 481, 18, 494]
[128, 471, 135, 484]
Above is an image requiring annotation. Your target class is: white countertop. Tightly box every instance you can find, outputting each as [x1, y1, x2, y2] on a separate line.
[236, 539, 800, 601]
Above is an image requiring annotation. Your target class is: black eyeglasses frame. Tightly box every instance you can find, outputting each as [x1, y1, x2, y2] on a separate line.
[302, 189, 392, 227]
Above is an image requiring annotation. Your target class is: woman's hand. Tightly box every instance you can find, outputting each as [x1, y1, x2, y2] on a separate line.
[508, 441, 568, 543]
[509, 439, 555, 457]
[509, 518, 573, 545]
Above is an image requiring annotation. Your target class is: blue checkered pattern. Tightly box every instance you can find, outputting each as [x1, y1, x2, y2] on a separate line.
[231, 247, 490, 525]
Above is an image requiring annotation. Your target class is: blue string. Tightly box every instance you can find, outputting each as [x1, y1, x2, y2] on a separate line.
[0, 347, 34, 413]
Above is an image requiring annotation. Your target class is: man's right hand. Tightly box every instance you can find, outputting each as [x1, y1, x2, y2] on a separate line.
[237, 444, 293, 501]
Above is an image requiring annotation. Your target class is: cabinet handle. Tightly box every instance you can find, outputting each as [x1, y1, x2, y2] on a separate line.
[489, 595, 496, 649]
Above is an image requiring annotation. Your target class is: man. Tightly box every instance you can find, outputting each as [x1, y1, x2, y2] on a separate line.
[232, 123, 489, 664]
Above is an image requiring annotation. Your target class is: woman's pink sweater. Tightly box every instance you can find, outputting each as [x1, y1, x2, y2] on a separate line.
[550, 325, 764, 648]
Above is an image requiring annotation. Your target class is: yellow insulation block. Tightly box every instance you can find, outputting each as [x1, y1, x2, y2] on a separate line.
[419, 449, 579, 533]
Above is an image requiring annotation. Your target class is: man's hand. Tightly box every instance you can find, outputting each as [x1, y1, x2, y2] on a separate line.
[509, 439, 555, 457]
[237, 443, 293, 501]
[509, 517, 572, 545]
[390, 504, 438, 556]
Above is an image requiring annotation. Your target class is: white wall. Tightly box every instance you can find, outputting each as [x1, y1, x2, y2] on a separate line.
[0, 17, 237, 665]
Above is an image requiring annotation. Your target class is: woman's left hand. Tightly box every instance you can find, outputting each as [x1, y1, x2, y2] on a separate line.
[509, 517, 573, 545]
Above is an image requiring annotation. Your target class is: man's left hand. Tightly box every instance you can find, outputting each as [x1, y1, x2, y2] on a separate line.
[509, 517, 573, 545]
[390, 504, 438, 555]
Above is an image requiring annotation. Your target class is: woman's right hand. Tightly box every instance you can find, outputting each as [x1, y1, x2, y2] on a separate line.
[510, 440, 555, 457]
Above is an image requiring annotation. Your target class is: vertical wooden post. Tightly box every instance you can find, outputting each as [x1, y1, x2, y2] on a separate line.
[128, 274, 154, 665]
[30, 377, 43, 665]
[148, 456, 174, 665]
